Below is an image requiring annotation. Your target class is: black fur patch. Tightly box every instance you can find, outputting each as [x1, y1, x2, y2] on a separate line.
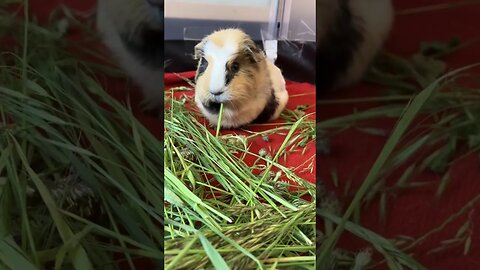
[120, 24, 164, 69]
[253, 89, 278, 123]
[316, 0, 363, 91]
[225, 61, 240, 85]
[202, 100, 221, 114]
[224, 52, 260, 85]
[196, 57, 208, 81]
[225, 70, 235, 85]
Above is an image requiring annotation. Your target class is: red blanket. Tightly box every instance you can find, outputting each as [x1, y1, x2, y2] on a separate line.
[165, 72, 316, 184]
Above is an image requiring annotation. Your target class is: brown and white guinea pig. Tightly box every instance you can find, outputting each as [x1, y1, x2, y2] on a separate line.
[193, 28, 288, 129]
[96, 0, 163, 113]
[316, 0, 394, 91]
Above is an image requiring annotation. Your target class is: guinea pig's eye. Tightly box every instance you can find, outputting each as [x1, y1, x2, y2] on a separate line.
[231, 62, 240, 73]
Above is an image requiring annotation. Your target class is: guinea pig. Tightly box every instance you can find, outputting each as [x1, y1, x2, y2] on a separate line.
[316, 0, 394, 91]
[193, 28, 289, 129]
[96, 0, 163, 113]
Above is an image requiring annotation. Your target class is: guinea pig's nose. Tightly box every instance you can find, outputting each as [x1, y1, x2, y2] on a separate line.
[210, 90, 224, 96]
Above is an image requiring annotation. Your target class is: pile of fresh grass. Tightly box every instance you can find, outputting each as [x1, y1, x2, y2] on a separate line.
[317, 36, 480, 269]
[164, 88, 316, 269]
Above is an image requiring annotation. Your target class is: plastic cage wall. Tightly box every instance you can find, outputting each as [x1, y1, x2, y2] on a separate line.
[164, 0, 316, 84]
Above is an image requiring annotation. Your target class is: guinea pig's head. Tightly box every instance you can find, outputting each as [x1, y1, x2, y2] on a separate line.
[193, 28, 267, 117]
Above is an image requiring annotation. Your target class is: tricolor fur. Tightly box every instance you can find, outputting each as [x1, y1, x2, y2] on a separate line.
[317, 0, 394, 90]
[194, 28, 288, 128]
[96, 0, 163, 113]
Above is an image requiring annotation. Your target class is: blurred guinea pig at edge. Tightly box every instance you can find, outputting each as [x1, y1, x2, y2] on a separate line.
[194, 28, 289, 129]
[96, 0, 163, 113]
[316, 0, 394, 91]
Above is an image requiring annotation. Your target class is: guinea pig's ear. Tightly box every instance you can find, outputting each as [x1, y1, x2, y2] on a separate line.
[193, 39, 206, 60]
[242, 38, 264, 63]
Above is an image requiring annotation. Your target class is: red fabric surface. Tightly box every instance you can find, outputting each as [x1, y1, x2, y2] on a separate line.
[319, 1, 480, 269]
[24, 0, 480, 269]
[165, 71, 316, 185]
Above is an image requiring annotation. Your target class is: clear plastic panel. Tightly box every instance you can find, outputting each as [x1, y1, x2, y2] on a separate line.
[279, 0, 315, 42]
[164, 0, 315, 63]
[275, 0, 315, 63]
[165, 0, 279, 41]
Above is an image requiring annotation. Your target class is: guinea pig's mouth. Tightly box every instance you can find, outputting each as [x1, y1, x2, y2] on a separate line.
[202, 101, 221, 114]
[201, 93, 232, 114]
[202, 100, 228, 114]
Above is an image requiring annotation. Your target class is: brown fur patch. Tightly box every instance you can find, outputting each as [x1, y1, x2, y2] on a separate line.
[240, 37, 263, 63]
[209, 32, 226, 48]
[227, 50, 259, 69]
[208, 29, 246, 49]
[227, 58, 269, 109]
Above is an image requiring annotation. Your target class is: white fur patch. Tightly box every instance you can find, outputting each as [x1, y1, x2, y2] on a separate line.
[203, 41, 238, 93]
[267, 61, 288, 120]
